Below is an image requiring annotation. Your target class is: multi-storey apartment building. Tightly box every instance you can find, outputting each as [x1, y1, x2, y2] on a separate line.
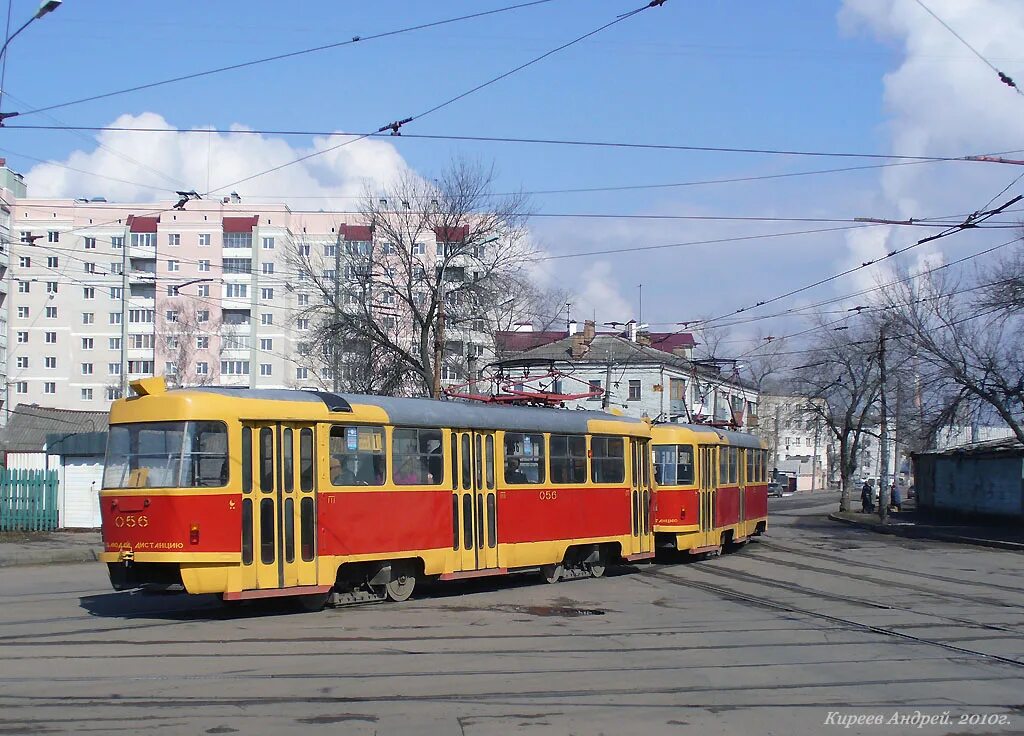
[0, 160, 28, 422]
[6, 194, 484, 411]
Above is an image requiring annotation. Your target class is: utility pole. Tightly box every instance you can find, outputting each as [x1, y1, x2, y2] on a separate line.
[601, 344, 613, 410]
[811, 410, 820, 492]
[877, 323, 890, 522]
[432, 245, 446, 399]
[119, 233, 129, 398]
[332, 231, 342, 393]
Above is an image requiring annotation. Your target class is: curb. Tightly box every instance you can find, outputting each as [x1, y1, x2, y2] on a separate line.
[0, 548, 102, 568]
[828, 513, 1024, 551]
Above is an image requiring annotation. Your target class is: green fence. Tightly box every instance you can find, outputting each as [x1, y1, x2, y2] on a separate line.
[0, 469, 60, 531]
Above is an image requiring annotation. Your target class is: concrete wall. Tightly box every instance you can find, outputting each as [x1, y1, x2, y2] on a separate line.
[918, 453, 1024, 519]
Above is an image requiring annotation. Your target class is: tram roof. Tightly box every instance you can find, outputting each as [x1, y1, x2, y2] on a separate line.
[652, 422, 764, 449]
[180, 387, 647, 435]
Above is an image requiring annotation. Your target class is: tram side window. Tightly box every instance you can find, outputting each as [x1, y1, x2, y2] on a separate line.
[729, 447, 739, 485]
[392, 428, 444, 485]
[550, 434, 587, 484]
[653, 444, 694, 486]
[591, 436, 625, 484]
[718, 447, 728, 487]
[329, 425, 385, 486]
[502, 432, 545, 484]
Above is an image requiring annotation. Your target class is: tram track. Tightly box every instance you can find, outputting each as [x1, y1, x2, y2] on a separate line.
[641, 566, 1024, 670]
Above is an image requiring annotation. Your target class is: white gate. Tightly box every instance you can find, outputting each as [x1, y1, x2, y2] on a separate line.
[61, 456, 103, 528]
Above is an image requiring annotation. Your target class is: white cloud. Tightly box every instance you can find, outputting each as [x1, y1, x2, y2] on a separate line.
[24, 112, 411, 205]
[571, 260, 634, 325]
[839, 0, 1024, 289]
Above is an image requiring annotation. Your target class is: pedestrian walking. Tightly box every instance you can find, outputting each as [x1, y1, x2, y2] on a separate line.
[890, 482, 902, 512]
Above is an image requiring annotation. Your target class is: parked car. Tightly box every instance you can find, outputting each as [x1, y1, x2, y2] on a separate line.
[768, 482, 785, 498]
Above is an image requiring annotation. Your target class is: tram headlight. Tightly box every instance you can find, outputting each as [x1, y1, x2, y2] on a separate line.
[189, 523, 200, 545]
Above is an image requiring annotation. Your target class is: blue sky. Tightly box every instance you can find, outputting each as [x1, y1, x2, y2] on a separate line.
[3, 0, 1023, 345]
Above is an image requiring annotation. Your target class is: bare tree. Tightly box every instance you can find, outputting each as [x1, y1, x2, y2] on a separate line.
[880, 261, 1024, 446]
[289, 157, 545, 397]
[788, 317, 882, 512]
[161, 306, 220, 388]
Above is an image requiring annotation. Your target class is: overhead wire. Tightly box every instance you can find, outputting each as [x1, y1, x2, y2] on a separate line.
[7, 0, 562, 118]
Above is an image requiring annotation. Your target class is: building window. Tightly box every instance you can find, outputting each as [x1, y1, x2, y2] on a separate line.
[44, 382, 56, 394]
[19, 231, 32, 243]
[323, 243, 336, 257]
[588, 379, 602, 401]
[221, 360, 250, 375]
[297, 293, 309, 306]
[111, 236, 124, 249]
[128, 360, 154, 374]
[198, 233, 211, 246]
[128, 309, 154, 323]
[296, 318, 308, 331]
[108, 362, 122, 376]
[628, 380, 641, 401]
[109, 313, 122, 325]
[198, 259, 210, 272]
[197, 310, 210, 323]
[16, 331, 28, 343]
[17, 281, 29, 294]
[130, 233, 156, 248]
[109, 337, 121, 350]
[166, 336, 179, 349]
[110, 287, 122, 299]
[15, 382, 27, 394]
[260, 363, 272, 376]
[195, 361, 208, 375]
[17, 306, 28, 318]
[106, 387, 122, 400]
[82, 338, 94, 350]
[295, 367, 308, 380]
[260, 338, 273, 350]
[168, 233, 180, 246]
[223, 258, 251, 274]
[47, 256, 58, 268]
[261, 287, 274, 300]
[196, 336, 209, 349]
[84, 236, 96, 249]
[83, 286, 95, 299]
[262, 313, 273, 326]
[129, 334, 154, 349]
[81, 363, 94, 375]
[81, 388, 94, 400]
[16, 357, 28, 369]
[167, 285, 180, 297]
[82, 312, 95, 325]
[322, 269, 337, 282]
[167, 260, 180, 272]
[47, 230, 59, 243]
[299, 244, 310, 257]
[262, 262, 274, 275]
[197, 284, 210, 297]
[165, 362, 177, 375]
[18, 256, 30, 267]
[262, 237, 275, 250]
[46, 281, 58, 294]
[45, 332, 56, 344]
[110, 262, 123, 275]
[223, 232, 252, 249]
[226, 283, 248, 298]
[45, 357, 56, 369]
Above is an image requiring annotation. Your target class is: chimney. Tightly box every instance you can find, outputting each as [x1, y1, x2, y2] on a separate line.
[672, 346, 693, 360]
[627, 320, 637, 342]
[570, 333, 589, 359]
[583, 319, 596, 342]
[567, 319, 578, 336]
[229, 191, 241, 204]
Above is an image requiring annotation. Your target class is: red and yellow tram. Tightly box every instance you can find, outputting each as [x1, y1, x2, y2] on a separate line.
[99, 378, 657, 606]
[650, 424, 769, 555]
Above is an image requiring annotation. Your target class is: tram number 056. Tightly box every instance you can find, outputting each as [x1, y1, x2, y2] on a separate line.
[114, 515, 149, 528]
[538, 490, 558, 501]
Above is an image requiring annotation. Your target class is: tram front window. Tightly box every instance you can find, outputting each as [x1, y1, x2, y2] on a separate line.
[103, 421, 228, 489]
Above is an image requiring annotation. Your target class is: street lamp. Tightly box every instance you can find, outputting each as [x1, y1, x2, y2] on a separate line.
[0, 0, 62, 121]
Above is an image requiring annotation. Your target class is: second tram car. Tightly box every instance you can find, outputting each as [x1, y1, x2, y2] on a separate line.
[650, 424, 769, 555]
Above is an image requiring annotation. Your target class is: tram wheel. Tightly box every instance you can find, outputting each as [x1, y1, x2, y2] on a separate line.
[541, 563, 563, 584]
[384, 574, 416, 602]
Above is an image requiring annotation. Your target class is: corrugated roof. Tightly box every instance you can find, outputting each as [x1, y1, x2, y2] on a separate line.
[1, 405, 109, 454]
[917, 436, 1024, 458]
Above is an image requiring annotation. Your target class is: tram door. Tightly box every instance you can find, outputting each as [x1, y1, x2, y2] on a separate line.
[452, 430, 499, 572]
[630, 438, 653, 556]
[242, 423, 318, 591]
[698, 445, 716, 547]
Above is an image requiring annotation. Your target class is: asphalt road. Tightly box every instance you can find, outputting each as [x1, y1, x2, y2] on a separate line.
[1, 492, 1022, 735]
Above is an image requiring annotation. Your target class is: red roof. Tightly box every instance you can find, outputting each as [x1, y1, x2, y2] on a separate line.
[222, 216, 259, 233]
[648, 332, 696, 352]
[127, 215, 159, 233]
[434, 225, 468, 242]
[495, 331, 568, 353]
[344, 224, 373, 241]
